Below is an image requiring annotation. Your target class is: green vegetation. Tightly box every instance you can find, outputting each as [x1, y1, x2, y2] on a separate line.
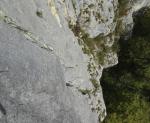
[118, 0, 130, 16]
[78, 88, 91, 97]
[101, 8, 150, 123]
[81, 31, 117, 65]
[90, 78, 100, 93]
[69, 19, 117, 65]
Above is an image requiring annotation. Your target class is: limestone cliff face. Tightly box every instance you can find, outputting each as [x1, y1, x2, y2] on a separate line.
[0, 0, 149, 123]
[50, 0, 118, 38]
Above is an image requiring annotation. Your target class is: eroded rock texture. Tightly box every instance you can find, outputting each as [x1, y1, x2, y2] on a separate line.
[0, 0, 104, 123]
[0, 0, 149, 123]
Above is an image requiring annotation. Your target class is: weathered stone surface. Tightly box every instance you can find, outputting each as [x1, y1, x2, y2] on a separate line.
[0, 21, 82, 123]
[0, 0, 103, 123]
[1, 0, 149, 122]
[52, 0, 118, 38]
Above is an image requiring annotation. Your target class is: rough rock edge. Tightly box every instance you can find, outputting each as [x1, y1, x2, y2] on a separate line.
[47, 0, 150, 122]
[48, 0, 118, 122]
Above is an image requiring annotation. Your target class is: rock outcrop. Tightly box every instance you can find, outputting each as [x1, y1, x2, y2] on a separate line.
[0, 0, 149, 123]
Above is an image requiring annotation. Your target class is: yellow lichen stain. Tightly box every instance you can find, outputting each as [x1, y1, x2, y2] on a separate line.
[48, 0, 62, 27]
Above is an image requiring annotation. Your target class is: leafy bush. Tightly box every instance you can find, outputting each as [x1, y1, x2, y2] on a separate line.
[101, 7, 150, 123]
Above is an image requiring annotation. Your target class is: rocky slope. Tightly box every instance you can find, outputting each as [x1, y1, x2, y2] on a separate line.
[0, 0, 149, 123]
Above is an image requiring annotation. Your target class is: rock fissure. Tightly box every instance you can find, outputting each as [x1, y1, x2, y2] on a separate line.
[0, 10, 54, 53]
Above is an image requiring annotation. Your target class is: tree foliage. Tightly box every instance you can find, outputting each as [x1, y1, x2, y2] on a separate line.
[101, 8, 150, 123]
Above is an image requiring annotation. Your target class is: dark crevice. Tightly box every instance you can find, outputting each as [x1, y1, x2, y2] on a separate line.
[0, 103, 7, 115]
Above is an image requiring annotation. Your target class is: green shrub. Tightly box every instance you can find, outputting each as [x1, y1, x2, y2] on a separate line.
[101, 7, 150, 123]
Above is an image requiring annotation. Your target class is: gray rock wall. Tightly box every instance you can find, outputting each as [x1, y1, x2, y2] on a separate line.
[0, 0, 103, 123]
[1, 0, 149, 123]
[0, 21, 81, 123]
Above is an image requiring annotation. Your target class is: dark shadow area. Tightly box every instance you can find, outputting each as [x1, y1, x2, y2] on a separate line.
[101, 7, 150, 123]
[0, 103, 6, 115]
